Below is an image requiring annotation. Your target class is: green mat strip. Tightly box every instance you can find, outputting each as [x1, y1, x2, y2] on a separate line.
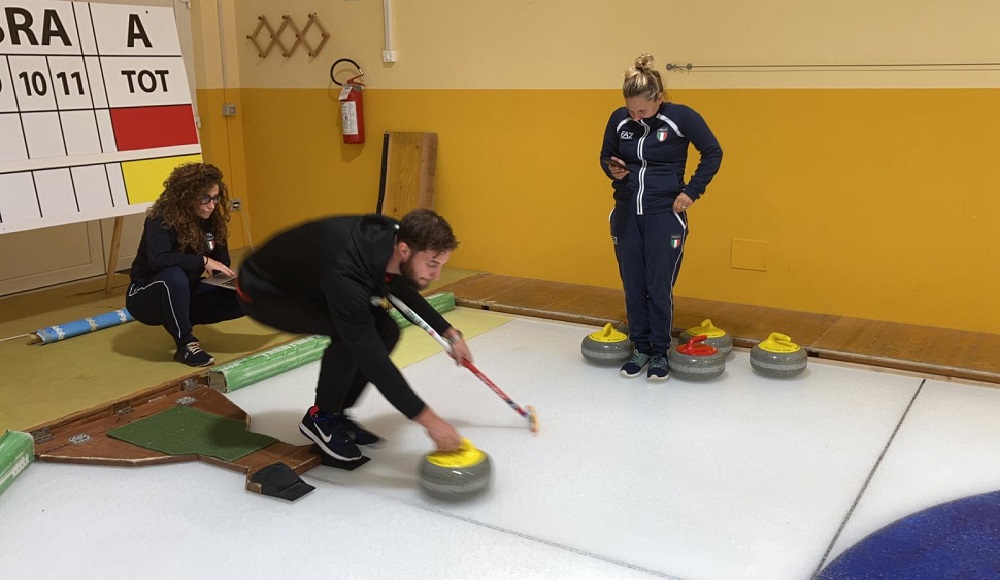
[208, 334, 331, 392]
[388, 291, 456, 329]
[0, 430, 35, 498]
[209, 292, 457, 392]
[106, 406, 277, 462]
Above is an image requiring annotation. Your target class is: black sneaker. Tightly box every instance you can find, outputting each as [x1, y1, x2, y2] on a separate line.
[174, 341, 214, 367]
[647, 353, 670, 382]
[299, 406, 363, 462]
[620, 351, 651, 378]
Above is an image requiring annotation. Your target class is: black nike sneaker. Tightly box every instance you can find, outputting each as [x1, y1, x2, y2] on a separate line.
[298, 406, 363, 462]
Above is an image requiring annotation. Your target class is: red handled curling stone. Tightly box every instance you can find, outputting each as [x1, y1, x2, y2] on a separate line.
[668, 335, 726, 381]
[679, 319, 733, 355]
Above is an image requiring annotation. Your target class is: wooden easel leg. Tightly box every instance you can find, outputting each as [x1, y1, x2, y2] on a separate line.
[105, 216, 124, 295]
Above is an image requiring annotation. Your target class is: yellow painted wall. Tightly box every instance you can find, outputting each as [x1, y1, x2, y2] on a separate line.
[235, 87, 1000, 332]
[185, 0, 1000, 333]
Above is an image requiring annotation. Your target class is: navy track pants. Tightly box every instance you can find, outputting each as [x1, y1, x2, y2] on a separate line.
[611, 208, 688, 355]
[126, 266, 243, 347]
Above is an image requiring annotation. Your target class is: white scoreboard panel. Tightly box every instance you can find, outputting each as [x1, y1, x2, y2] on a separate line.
[0, 1, 201, 234]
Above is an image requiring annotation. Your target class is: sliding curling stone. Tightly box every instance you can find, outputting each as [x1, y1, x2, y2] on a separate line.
[679, 319, 732, 355]
[420, 438, 492, 501]
[581, 323, 633, 366]
[751, 332, 808, 378]
[668, 335, 726, 381]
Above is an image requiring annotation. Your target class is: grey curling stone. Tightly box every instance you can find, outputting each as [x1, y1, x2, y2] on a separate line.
[581, 323, 633, 366]
[668, 335, 726, 381]
[678, 318, 733, 355]
[419, 440, 492, 501]
[750, 332, 808, 378]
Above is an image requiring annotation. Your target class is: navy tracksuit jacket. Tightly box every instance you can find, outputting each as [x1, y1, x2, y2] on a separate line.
[126, 216, 242, 347]
[600, 101, 723, 355]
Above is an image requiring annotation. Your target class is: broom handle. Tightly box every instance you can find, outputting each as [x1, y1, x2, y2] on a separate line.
[386, 293, 530, 419]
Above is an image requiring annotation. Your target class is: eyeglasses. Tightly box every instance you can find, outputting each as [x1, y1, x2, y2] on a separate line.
[199, 194, 222, 205]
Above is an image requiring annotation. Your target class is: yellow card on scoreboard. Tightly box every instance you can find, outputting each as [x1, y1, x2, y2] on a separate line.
[121, 154, 203, 204]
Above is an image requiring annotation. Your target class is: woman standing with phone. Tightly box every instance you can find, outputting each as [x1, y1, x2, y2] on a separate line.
[599, 53, 723, 381]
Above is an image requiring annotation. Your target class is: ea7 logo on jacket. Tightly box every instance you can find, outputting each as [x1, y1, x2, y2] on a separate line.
[620, 131, 634, 140]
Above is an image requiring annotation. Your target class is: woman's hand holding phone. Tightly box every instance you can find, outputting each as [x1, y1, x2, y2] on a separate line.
[602, 156, 629, 179]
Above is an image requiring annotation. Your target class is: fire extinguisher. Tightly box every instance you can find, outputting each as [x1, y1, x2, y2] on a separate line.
[330, 58, 365, 144]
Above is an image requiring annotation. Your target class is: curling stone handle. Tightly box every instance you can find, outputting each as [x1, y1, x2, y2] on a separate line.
[678, 334, 718, 355]
[765, 332, 795, 347]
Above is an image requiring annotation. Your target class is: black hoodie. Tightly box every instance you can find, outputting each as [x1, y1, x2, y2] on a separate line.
[239, 214, 453, 418]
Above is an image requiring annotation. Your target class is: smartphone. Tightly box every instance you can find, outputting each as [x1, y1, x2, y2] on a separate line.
[601, 157, 627, 170]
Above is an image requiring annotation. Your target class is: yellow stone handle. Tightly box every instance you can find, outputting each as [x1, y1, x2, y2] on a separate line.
[759, 332, 801, 353]
[688, 318, 726, 338]
[589, 322, 629, 343]
[426, 438, 485, 468]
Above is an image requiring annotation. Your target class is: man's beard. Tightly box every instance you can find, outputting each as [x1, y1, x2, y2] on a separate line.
[399, 256, 427, 290]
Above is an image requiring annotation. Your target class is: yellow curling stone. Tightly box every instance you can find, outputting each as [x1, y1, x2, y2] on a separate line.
[750, 332, 808, 378]
[581, 323, 633, 366]
[420, 438, 492, 500]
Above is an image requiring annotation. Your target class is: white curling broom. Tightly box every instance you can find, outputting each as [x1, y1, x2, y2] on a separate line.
[386, 294, 539, 433]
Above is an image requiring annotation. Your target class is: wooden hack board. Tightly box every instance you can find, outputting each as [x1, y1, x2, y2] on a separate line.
[30, 373, 320, 495]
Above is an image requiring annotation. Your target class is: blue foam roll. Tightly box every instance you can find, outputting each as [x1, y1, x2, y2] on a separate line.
[33, 308, 135, 344]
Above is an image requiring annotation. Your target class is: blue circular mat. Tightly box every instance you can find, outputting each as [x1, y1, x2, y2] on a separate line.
[818, 490, 1000, 579]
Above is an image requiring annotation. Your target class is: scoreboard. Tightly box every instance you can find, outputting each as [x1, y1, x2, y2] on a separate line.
[0, 1, 201, 234]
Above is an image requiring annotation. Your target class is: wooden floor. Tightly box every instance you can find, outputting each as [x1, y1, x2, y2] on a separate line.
[437, 273, 1000, 385]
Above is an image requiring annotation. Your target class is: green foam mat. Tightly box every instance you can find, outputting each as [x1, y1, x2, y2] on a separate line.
[209, 335, 331, 392]
[106, 406, 277, 462]
[388, 291, 456, 328]
[0, 430, 34, 497]
[208, 292, 457, 393]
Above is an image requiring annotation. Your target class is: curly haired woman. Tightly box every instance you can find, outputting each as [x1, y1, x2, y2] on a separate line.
[126, 163, 244, 366]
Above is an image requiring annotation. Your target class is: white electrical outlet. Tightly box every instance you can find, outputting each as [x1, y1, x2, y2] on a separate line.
[383, 50, 397, 63]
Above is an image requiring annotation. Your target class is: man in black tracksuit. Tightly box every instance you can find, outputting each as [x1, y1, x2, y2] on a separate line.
[237, 209, 470, 465]
[601, 54, 723, 381]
